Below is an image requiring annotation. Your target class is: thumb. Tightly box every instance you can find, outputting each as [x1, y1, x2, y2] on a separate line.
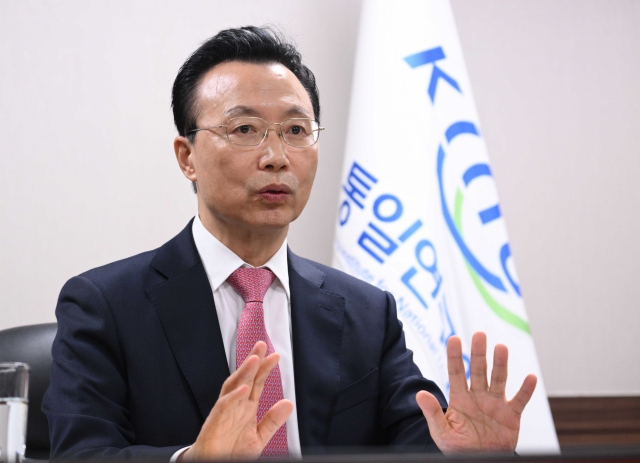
[416, 390, 448, 441]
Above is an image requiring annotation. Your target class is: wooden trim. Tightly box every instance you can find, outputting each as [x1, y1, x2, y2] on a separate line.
[549, 396, 640, 448]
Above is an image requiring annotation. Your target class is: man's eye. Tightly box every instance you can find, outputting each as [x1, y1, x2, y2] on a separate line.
[235, 125, 254, 134]
[288, 125, 307, 136]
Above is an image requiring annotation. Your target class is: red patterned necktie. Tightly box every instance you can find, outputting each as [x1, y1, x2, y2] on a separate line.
[227, 267, 289, 458]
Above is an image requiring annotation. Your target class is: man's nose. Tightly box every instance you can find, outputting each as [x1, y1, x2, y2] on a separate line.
[259, 125, 290, 171]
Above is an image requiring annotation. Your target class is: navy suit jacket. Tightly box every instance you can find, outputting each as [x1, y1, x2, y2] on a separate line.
[43, 220, 447, 459]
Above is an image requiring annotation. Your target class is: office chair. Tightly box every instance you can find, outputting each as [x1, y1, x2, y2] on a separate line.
[0, 323, 57, 460]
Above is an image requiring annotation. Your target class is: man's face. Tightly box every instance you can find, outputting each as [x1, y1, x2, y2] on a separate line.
[181, 61, 319, 234]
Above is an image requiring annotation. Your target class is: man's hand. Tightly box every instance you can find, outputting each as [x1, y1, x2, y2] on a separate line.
[182, 341, 293, 460]
[416, 332, 537, 454]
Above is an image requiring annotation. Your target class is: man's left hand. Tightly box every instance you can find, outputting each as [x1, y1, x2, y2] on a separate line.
[416, 331, 537, 454]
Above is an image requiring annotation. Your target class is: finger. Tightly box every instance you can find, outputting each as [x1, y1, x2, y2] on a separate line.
[416, 391, 448, 444]
[250, 341, 268, 360]
[510, 374, 537, 416]
[204, 384, 251, 427]
[469, 331, 488, 392]
[257, 399, 294, 446]
[489, 343, 508, 397]
[238, 342, 267, 369]
[220, 342, 271, 397]
[219, 354, 260, 396]
[224, 383, 252, 405]
[249, 352, 281, 403]
[446, 336, 468, 394]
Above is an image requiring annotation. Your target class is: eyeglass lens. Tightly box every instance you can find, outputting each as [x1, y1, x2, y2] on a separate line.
[226, 117, 319, 147]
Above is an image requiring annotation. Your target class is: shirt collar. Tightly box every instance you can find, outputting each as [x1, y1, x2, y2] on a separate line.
[192, 215, 290, 299]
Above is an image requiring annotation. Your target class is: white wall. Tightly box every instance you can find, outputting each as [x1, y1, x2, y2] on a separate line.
[1, 0, 638, 397]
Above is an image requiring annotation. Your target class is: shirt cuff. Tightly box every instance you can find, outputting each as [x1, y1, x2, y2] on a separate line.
[170, 446, 191, 462]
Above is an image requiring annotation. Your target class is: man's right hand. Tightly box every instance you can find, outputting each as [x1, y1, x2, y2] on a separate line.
[181, 341, 293, 460]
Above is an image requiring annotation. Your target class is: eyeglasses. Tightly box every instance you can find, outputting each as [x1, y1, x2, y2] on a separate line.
[187, 117, 325, 148]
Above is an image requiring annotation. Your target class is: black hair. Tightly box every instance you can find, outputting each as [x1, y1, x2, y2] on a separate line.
[172, 25, 320, 142]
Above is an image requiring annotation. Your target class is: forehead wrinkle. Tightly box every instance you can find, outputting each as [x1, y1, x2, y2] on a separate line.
[283, 105, 312, 118]
[223, 104, 312, 120]
[224, 106, 261, 118]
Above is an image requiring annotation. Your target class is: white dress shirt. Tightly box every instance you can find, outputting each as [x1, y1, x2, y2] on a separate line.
[171, 216, 301, 460]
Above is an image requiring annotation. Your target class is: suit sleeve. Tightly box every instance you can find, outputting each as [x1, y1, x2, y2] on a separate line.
[377, 291, 448, 451]
[42, 276, 183, 460]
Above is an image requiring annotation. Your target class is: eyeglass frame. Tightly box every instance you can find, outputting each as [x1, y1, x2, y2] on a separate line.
[186, 116, 325, 148]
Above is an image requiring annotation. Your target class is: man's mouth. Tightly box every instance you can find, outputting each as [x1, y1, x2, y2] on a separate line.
[257, 184, 292, 202]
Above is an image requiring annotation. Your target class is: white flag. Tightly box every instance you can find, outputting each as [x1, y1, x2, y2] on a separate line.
[332, 0, 559, 453]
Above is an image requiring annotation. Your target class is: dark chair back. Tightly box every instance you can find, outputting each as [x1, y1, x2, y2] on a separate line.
[0, 323, 57, 460]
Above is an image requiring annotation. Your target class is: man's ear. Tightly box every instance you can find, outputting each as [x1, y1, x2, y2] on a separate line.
[174, 136, 197, 183]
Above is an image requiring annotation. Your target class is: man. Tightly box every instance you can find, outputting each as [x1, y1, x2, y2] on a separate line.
[43, 26, 536, 460]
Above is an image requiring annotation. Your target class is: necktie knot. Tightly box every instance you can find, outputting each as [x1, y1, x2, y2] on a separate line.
[227, 267, 276, 303]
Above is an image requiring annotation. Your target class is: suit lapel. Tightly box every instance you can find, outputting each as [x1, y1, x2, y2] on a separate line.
[144, 228, 346, 444]
[146, 220, 230, 421]
[289, 250, 345, 449]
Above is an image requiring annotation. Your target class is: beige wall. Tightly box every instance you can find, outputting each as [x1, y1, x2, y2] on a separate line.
[1, 0, 638, 396]
[0, 0, 359, 327]
[451, 0, 640, 396]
